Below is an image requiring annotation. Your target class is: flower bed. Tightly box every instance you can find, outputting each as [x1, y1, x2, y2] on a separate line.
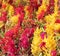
[0, 0, 60, 56]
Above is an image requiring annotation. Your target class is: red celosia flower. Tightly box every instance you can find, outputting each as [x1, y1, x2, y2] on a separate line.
[15, 5, 24, 15]
[37, 10, 45, 20]
[2, 4, 6, 9]
[40, 42, 46, 48]
[0, 12, 7, 22]
[5, 30, 14, 38]
[46, 0, 54, 14]
[8, 0, 13, 4]
[55, 19, 60, 23]
[18, 12, 24, 25]
[5, 24, 20, 38]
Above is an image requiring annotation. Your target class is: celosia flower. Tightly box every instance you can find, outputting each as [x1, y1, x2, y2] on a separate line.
[20, 35, 29, 49]
[31, 27, 57, 56]
[2, 37, 16, 56]
[37, 10, 45, 20]
[51, 50, 57, 56]
[9, 15, 19, 26]
[5, 30, 14, 39]
[5, 24, 19, 38]
[20, 28, 34, 49]
[15, 5, 24, 15]
[55, 19, 60, 23]
[2, 4, 6, 9]
[40, 42, 46, 48]
[40, 32, 47, 39]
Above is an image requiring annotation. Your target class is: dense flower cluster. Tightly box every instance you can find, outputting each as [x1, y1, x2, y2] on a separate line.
[0, 0, 60, 56]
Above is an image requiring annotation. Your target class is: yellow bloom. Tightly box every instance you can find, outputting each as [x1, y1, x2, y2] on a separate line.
[54, 23, 60, 30]
[8, 5, 14, 17]
[31, 28, 42, 56]
[24, 6, 29, 16]
[36, 0, 48, 15]
[31, 27, 57, 56]
[9, 15, 19, 26]
[45, 15, 55, 23]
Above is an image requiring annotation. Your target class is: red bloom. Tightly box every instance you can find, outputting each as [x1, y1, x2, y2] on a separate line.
[0, 12, 7, 22]
[37, 10, 45, 20]
[2, 4, 6, 9]
[5, 29, 14, 38]
[40, 42, 46, 48]
[55, 19, 60, 23]
[2, 37, 16, 56]
[15, 5, 24, 15]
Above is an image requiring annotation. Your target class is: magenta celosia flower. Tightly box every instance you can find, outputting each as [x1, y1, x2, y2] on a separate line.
[20, 28, 34, 49]
[20, 35, 29, 49]
[14, 5, 24, 25]
[40, 32, 47, 39]
[15, 5, 24, 15]
[5, 30, 14, 38]
[51, 50, 57, 56]
[21, 28, 34, 38]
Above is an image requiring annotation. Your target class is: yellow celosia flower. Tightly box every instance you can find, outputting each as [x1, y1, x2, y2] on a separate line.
[44, 14, 56, 24]
[9, 14, 19, 26]
[15, 0, 20, 5]
[31, 28, 42, 56]
[36, 0, 48, 15]
[24, 6, 29, 16]
[36, 5, 47, 15]
[0, 21, 4, 28]
[54, 0, 58, 14]
[8, 5, 14, 17]
[54, 23, 60, 30]
[31, 27, 57, 56]
[45, 24, 54, 35]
